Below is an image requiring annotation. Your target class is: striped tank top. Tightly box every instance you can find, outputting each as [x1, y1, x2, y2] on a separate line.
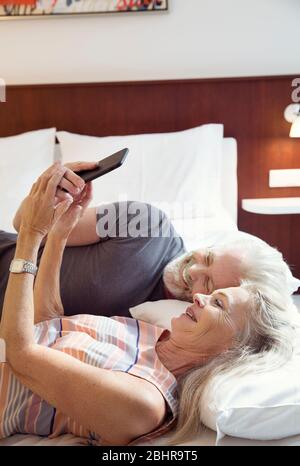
[0, 315, 178, 444]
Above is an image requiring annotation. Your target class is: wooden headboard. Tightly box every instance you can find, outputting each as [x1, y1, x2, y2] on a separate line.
[1, 76, 300, 278]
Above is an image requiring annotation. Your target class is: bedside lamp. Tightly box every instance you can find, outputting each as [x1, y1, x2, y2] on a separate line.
[284, 103, 300, 137]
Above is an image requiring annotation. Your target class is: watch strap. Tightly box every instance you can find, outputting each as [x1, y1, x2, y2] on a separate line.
[9, 259, 38, 276]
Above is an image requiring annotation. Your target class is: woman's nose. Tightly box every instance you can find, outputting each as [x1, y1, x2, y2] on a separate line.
[193, 294, 207, 308]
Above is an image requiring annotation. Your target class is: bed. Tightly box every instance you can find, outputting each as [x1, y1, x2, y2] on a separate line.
[1, 133, 299, 447]
[0, 132, 239, 447]
[0, 78, 300, 447]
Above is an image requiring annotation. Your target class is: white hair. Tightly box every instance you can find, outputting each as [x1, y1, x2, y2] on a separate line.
[167, 281, 298, 445]
[211, 236, 299, 297]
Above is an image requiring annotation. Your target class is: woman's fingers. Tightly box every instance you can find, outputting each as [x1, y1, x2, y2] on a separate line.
[59, 176, 82, 196]
[61, 167, 85, 192]
[58, 162, 99, 196]
[54, 198, 73, 222]
[66, 203, 83, 222]
[60, 162, 98, 195]
[32, 161, 97, 200]
[45, 166, 68, 200]
[86, 181, 93, 199]
[55, 188, 73, 203]
[29, 182, 38, 195]
[80, 182, 93, 209]
[52, 202, 83, 236]
[37, 162, 65, 194]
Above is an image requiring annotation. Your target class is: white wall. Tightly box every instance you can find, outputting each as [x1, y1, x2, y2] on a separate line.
[0, 0, 299, 85]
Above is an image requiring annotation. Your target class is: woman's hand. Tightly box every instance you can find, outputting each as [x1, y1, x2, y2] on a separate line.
[56, 161, 98, 203]
[13, 161, 97, 234]
[20, 162, 76, 238]
[49, 181, 93, 241]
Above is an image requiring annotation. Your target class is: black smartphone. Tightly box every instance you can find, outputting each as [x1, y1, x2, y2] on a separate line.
[78, 148, 129, 183]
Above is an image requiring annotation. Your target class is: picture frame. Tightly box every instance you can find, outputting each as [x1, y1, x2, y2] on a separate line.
[0, 0, 169, 19]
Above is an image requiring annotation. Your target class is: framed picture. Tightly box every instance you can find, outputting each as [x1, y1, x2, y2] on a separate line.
[0, 0, 168, 18]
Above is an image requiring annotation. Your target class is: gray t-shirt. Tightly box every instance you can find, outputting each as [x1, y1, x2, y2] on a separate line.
[0, 202, 185, 318]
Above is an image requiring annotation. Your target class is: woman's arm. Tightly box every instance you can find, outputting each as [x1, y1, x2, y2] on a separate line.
[33, 234, 66, 323]
[2, 228, 165, 445]
[1, 164, 166, 444]
[34, 182, 98, 322]
[0, 227, 43, 349]
[12, 345, 166, 445]
[0, 164, 70, 348]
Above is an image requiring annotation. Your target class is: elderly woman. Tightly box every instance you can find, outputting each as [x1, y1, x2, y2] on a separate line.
[0, 164, 295, 446]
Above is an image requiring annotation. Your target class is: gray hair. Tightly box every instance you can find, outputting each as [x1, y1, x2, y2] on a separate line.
[167, 281, 298, 445]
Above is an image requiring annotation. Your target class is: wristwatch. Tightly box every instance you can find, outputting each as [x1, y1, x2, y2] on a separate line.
[9, 259, 38, 276]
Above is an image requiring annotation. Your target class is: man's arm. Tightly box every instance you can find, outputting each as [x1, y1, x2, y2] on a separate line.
[63, 206, 99, 246]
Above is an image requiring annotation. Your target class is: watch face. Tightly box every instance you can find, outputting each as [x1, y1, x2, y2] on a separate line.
[11, 260, 24, 273]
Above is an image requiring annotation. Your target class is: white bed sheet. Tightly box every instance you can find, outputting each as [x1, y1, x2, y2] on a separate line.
[142, 428, 300, 447]
[1, 428, 300, 447]
[0, 433, 85, 447]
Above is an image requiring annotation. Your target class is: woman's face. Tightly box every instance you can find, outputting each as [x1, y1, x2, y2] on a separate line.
[170, 287, 250, 357]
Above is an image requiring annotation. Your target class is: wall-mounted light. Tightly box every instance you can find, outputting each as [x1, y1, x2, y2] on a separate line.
[284, 103, 300, 137]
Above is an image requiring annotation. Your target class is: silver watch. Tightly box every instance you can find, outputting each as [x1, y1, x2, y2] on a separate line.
[9, 259, 38, 276]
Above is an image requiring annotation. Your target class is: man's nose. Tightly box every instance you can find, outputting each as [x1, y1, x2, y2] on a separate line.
[188, 263, 205, 282]
[193, 293, 208, 308]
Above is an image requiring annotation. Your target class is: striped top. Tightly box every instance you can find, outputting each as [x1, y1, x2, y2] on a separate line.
[0, 315, 178, 444]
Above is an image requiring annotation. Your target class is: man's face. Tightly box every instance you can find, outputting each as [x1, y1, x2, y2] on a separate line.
[163, 247, 243, 301]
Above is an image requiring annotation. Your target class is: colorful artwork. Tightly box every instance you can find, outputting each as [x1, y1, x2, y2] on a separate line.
[0, 0, 168, 17]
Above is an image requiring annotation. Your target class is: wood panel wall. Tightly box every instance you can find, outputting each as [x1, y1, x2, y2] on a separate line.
[0, 76, 299, 279]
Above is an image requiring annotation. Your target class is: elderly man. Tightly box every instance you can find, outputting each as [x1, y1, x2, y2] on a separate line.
[0, 162, 298, 318]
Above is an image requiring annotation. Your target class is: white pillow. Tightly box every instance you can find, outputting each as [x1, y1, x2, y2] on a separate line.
[129, 298, 300, 441]
[0, 128, 56, 233]
[57, 124, 224, 219]
[201, 324, 300, 442]
[130, 299, 189, 330]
